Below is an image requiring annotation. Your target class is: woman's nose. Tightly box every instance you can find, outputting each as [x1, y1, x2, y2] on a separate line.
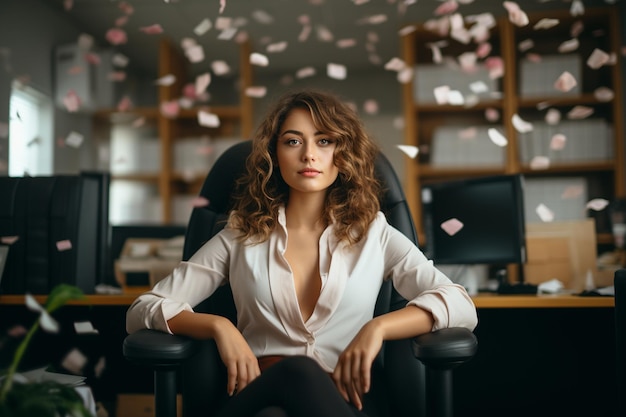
[302, 144, 316, 161]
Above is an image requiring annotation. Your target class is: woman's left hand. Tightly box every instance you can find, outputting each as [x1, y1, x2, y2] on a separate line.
[332, 320, 384, 411]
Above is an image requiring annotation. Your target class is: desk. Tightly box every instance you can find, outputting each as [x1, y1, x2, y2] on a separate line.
[0, 292, 615, 308]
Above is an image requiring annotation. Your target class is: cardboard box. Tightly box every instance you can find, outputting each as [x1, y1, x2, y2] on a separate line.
[524, 219, 598, 291]
[114, 238, 180, 292]
[116, 394, 182, 417]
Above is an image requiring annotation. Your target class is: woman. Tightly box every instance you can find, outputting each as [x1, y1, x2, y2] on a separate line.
[126, 89, 478, 417]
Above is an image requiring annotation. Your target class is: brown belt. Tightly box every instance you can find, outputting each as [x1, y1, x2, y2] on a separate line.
[257, 355, 287, 372]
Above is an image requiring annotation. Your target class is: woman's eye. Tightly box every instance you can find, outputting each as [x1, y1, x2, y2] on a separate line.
[319, 138, 333, 146]
[286, 139, 300, 145]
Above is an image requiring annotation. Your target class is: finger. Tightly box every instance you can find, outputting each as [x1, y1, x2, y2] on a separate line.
[348, 380, 363, 411]
[332, 365, 350, 403]
[236, 360, 249, 393]
[350, 354, 363, 399]
[360, 356, 372, 394]
[226, 362, 238, 396]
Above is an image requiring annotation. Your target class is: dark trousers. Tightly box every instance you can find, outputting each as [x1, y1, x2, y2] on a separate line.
[214, 356, 371, 417]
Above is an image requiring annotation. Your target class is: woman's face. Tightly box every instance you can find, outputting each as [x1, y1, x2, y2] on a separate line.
[275, 107, 339, 196]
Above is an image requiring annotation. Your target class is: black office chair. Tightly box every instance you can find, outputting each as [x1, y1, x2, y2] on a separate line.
[615, 268, 626, 416]
[123, 140, 478, 417]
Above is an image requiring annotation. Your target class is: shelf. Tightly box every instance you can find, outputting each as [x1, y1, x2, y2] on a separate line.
[111, 173, 160, 182]
[401, 6, 624, 253]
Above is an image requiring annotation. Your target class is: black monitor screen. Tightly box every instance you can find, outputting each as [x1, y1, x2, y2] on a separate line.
[422, 174, 527, 265]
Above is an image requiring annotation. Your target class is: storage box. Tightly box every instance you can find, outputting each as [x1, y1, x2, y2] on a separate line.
[116, 394, 182, 417]
[519, 54, 581, 97]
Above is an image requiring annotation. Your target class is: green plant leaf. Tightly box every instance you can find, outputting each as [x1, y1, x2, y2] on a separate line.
[44, 284, 85, 313]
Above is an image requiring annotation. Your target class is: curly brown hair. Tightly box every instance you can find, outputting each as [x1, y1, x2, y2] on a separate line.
[229, 89, 382, 245]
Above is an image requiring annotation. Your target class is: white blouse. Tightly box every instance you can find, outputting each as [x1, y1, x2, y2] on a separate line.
[126, 208, 478, 372]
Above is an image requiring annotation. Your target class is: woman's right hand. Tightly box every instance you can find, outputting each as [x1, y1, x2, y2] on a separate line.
[211, 315, 261, 396]
[167, 311, 260, 396]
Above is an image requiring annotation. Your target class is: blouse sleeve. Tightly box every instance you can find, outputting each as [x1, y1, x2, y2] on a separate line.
[125, 228, 234, 334]
[381, 221, 478, 331]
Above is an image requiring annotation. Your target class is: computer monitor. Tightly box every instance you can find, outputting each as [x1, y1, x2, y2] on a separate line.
[421, 174, 527, 267]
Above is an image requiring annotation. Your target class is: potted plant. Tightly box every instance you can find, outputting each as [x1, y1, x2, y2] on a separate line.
[0, 284, 93, 417]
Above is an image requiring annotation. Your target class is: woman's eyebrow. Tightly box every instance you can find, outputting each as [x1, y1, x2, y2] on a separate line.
[279, 129, 325, 137]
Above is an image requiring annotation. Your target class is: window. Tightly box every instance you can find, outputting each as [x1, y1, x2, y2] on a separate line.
[8, 81, 53, 177]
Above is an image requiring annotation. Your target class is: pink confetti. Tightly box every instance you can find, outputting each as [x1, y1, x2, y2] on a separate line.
[485, 56, 504, 79]
[1, 235, 18, 245]
[57, 242, 75, 255]
[192, 196, 210, 208]
[518, 39, 534, 52]
[155, 74, 176, 86]
[561, 185, 584, 199]
[571, 20, 584, 37]
[384, 57, 406, 72]
[337, 39, 357, 49]
[63, 90, 81, 112]
[119, 1, 134, 14]
[0, 122, 8, 138]
[267, 41, 288, 53]
[587, 48, 610, 69]
[545, 108, 561, 125]
[62, 348, 88, 375]
[160, 100, 180, 118]
[533, 18, 559, 30]
[554, 71, 577, 92]
[132, 117, 145, 128]
[117, 96, 132, 112]
[140, 24, 163, 35]
[316, 25, 334, 42]
[434, 0, 458, 16]
[219, 0, 226, 14]
[105, 28, 127, 45]
[185, 44, 205, 64]
[475, 42, 492, 59]
[558, 38, 579, 53]
[84, 53, 101, 65]
[245, 86, 267, 98]
[458, 127, 478, 140]
[195, 73, 211, 95]
[503, 1, 529, 27]
[363, 99, 379, 115]
[485, 107, 500, 122]
[296, 66, 316, 79]
[108, 71, 127, 82]
[567, 105, 594, 119]
[8, 325, 27, 338]
[94, 356, 106, 378]
[211, 60, 230, 76]
[525, 53, 542, 63]
[440, 218, 464, 236]
[529, 156, 550, 170]
[115, 15, 129, 27]
[594, 87, 614, 102]
[550, 134, 567, 150]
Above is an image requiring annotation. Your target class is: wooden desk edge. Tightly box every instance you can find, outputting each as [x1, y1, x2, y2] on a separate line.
[0, 293, 616, 308]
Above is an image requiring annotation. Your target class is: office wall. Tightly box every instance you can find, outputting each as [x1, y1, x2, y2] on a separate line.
[0, 0, 97, 175]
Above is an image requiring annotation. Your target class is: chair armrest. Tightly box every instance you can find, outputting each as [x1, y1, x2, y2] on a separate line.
[123, 329, 199, 368]
[412, 327, 478, 370]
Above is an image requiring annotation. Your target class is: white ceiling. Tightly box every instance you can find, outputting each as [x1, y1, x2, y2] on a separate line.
[43, 0, 619, 79]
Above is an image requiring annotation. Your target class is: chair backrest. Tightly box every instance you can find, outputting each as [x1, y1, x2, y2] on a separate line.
[180, 140, 425, 417]
[615, 269, 626, 416]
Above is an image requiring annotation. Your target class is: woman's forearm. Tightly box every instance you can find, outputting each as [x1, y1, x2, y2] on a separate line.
[370, 305, 434, 340]
[167, 310, 232, 339]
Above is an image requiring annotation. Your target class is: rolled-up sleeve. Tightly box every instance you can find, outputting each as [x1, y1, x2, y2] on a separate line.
[382, 224, 478, 331]
[125, 229, 233, 334]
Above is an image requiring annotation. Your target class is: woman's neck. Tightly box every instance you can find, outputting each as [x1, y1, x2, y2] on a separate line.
[284, 192, 326, 231]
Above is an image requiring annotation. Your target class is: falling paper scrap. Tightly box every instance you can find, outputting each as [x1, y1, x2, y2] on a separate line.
[198, 110, 220, 128]
[441, 218, 464, 236]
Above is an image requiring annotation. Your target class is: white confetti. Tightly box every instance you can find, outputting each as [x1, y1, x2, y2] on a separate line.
[587, 48, 610, 69]
[327, 63, 347, 80]
[487, 128, 507, 147]
[155, 74, 176, 86]
[194, 18, 212, 36]
[545, 108, 561, 125]
[396, 145, 419, 159]
[266, 41, 288, 53]
[62, 348, 88, 375]
[554, 71, 577, 92]
[74, 321, 99, 334]
[211, 60, 230, 76]
[586, 198, 609, 211]
[195, 73, 211, 95]
[550, 133, 567, 150]
[567, 105, 593, 119]
[533, 18, 559, 30]
[296, 66, 316, 79]
[250, 52, 269, 67]
[512, 114, 533, 133]
[245, 86, 267, 98]
[558, 38, 579, 53]
[198, 110, 220, 128]
[65, 131, 84, 148]
[594, 87, 614, 102]
[536, 203, 555, 222]
[530, 156, 550, 170]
